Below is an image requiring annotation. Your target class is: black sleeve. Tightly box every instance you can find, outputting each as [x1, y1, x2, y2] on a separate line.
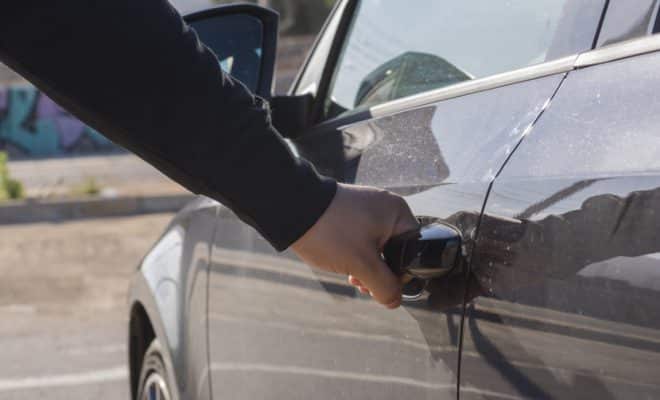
[0, 0, 337, 251]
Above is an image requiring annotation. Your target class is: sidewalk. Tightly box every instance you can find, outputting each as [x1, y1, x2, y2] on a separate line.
[8, 153, 188, 198]
[2, 154, 195, 224]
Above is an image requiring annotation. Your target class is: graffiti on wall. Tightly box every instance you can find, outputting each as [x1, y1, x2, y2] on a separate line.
[0, 86, 117, 158]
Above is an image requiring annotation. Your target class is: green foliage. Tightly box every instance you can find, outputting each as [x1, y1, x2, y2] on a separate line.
[5, 178, 24, 200]
[75, 177, 101, 197]
[0, 151, 25, 201]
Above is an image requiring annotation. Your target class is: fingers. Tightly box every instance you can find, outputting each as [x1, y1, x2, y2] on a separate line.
[349, 276, 370, 294]
[350, 274, 414, 301]
[291, 184, 415, 310]
[351, 253, 402, 309]
[346, 193, 415, 308]
[350, 194, 413, 308]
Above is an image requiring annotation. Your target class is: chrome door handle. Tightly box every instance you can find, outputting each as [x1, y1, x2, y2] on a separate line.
[383, 221, 463, 280]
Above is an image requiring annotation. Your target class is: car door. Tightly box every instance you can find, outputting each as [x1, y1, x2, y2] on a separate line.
[207, 0, 606, 399]
[459, 40, 660, 399]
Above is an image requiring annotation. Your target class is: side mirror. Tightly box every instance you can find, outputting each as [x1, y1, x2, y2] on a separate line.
[184, 5, 278, 98]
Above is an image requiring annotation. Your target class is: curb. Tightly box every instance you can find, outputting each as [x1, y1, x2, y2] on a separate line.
[0, 194, 196, 225]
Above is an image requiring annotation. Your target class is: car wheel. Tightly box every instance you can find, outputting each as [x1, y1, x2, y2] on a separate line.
[137, 339, 173, 400]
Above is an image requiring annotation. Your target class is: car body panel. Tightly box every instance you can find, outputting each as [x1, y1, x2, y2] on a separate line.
[460, 50, 660, 399]
[128, 196, 216, 400]
[207, 214, 461, 399]
[206, 71, 566, 399]
[128, 3, 660, 400]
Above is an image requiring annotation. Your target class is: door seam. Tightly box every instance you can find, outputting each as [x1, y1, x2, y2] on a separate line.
[454, 72, 570, 400]
[592, 0, 612, 49]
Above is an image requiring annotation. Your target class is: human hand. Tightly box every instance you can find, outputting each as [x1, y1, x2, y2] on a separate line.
[291, 183, 419, 308]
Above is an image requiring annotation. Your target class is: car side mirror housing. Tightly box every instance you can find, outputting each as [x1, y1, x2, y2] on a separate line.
[185, 6, 313, 138]
[184, 5, 278, 99]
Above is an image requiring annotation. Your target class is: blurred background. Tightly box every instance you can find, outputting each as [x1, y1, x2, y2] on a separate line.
[0, 1, 334, 398]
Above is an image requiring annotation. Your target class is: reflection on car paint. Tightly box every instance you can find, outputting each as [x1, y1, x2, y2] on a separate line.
[341, 74, 566, 189]
[203, 68, 568, 400]
[208, 216, 463, 399]
[131, 197, 216, 399]
[461, 51, 660, 399]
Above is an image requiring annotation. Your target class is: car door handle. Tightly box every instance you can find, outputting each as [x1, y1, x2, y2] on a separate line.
[383, 221, 463, 279]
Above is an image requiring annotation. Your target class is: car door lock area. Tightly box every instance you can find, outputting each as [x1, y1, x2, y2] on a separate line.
[383, 217, 466, 301]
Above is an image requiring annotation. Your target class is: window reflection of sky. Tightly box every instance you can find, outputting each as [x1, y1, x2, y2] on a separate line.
[219, 56, 234, 73]
[488, 176, 660, 220]
[331, 0, 568, 110]
[219, 49, 260, 75]
[580, 254, 660, 292]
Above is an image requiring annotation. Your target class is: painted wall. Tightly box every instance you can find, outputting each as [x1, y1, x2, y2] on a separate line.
[0, 86, 117, 158]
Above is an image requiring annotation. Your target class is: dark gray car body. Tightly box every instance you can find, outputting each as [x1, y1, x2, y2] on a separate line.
[128, 1, 660, 399]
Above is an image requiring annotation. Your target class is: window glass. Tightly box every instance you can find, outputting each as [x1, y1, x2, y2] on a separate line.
[190, 14, 263, 92]
[324, 0, 604, 120]
[294, 0, 346, 96]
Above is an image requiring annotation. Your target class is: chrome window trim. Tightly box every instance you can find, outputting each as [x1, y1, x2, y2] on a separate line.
[370, 56, 577, 118]
[359, 34, 660, 120]
[576, 33, 660, 67]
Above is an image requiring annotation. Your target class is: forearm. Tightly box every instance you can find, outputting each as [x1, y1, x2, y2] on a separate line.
[0, 0, 336, 250]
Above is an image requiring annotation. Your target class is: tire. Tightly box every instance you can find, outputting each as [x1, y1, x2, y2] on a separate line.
[137, 339, 174, 400]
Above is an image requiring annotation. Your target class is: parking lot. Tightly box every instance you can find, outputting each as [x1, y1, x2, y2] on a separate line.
[0, 213, 174, 399]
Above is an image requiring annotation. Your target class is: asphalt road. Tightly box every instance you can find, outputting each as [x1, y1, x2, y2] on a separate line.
[0, 213, 174, 400]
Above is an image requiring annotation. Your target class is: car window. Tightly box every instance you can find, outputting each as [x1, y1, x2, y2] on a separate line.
[323, 0, 605, 120]
[293, 0, 346, 96]
[595, 0, 660, 47]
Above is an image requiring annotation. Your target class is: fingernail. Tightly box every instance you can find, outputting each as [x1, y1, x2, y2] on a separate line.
[386, 298, 401, 309]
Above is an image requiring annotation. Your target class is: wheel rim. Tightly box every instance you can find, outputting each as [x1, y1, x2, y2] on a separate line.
[141, 371, 171, 400]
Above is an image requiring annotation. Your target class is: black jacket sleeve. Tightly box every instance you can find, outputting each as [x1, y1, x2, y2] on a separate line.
[0, 0, 337, 251]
